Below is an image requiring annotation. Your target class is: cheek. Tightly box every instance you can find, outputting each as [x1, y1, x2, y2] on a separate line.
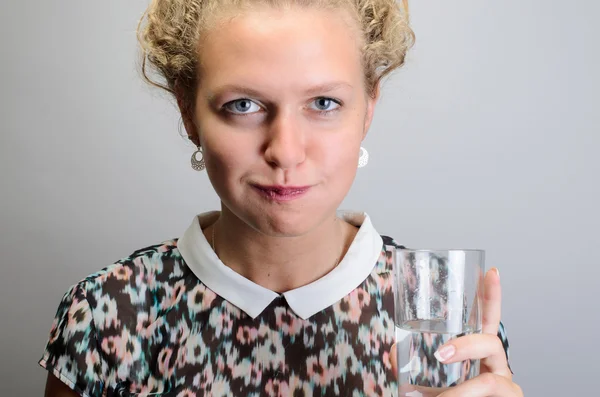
[316, 121, 363, 174]
[205, 144, 249, 180]
[199, 116, 258, 176]
[312, 138, 361, 190]
[204, 146, 251, 204]
[202, 135, 254, 189]
[326, 143, 358, 169]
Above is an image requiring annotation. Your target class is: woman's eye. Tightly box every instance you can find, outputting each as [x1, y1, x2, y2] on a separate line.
[224, 99, 261, 115]
[310, 97, 341, 112]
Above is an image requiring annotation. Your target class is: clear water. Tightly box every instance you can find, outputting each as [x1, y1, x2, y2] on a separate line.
[397, 319, 480, 397]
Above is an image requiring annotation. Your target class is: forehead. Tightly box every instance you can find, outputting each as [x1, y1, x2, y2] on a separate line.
[197, 6, 364, 93]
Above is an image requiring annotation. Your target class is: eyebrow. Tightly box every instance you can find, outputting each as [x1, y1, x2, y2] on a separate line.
[303, 81, 354, 96]
[208, 81, 353, 101]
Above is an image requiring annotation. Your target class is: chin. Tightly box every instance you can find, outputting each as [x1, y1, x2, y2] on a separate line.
[256, 209, 320, 237]
[240, 204, 329, 238]
[220, 186, 340, 237]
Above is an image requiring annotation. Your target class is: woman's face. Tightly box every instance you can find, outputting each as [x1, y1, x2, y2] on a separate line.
[187, 6, 378, 236]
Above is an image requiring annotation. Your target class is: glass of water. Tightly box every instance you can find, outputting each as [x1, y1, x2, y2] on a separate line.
[393, 248, 485, 397]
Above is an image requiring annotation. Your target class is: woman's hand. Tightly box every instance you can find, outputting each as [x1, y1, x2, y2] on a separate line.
[391, 268, 523, 397]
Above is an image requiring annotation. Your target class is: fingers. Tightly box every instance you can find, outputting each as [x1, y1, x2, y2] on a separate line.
[437, 373, 523, 397]
[399, 384, 451, 397]
[482, 268, 502, 335]
[434, 334, 512, 379]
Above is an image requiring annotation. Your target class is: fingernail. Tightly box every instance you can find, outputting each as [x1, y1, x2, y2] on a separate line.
[493, 267, 500, 280]
[434, 344, 456, 362]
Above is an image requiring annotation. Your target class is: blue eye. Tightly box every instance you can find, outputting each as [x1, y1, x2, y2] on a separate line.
[224, 99, 261, 114]
[310, 97, 341, 113]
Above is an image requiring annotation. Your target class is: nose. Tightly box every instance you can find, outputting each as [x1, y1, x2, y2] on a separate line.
[263, 111, 306, 170]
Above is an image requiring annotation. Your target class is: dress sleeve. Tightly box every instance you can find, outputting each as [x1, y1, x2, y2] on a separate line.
[39, 283, 105, 397]
[498, 321, 512, 373]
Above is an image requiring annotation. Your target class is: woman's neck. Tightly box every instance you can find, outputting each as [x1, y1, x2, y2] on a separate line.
[202, 207, 357, 293]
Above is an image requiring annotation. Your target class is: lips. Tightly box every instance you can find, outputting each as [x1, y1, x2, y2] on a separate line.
[252, 184, 311, 202]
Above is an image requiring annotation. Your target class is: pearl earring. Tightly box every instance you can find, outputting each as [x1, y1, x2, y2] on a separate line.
[358, 147, 369, 168]
[191, 146, 205, 171]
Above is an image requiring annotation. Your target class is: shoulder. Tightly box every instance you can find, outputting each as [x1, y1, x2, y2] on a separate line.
[40, 238, 189, 395]
[381, 235, 405, 249]
[64, 238, 192, 327]
[369, 235, 405, 276]
[75, 238, 183, 292]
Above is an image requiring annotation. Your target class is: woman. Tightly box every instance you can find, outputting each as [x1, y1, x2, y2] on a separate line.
[40, 0, 522, 396]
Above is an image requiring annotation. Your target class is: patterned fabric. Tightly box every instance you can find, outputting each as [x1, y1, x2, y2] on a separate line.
[40, 237, 510, 397]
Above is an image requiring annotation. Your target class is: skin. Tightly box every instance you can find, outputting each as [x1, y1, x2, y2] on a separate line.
[45, 5, 522, 397]
[44, 374, 77, 397]
[182, 6, 376, 292]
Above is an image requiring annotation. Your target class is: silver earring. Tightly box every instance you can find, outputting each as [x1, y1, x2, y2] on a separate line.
[191, 146, 206, 171]
[358, 147, 369, 168]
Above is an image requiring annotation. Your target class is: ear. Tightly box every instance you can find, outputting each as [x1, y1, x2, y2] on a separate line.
[175, 85, 200, 147]
[362, 83, 380, 139]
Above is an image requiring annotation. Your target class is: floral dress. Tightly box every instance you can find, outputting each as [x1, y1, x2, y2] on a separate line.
[39, 212, 509, 396]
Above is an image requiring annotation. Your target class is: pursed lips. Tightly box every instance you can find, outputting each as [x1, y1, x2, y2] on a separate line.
[251, 184, 312, 201]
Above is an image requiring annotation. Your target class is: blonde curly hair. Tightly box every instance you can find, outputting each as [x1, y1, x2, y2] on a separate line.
[137, 0, 414, 114]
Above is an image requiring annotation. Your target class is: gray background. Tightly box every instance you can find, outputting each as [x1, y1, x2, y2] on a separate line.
[1, 0, 598, 395]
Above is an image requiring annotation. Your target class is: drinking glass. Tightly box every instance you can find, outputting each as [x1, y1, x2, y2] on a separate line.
[393, 248, 485, 397]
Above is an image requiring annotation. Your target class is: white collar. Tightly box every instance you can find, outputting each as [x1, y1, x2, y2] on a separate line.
[177, 211, 383, 320]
